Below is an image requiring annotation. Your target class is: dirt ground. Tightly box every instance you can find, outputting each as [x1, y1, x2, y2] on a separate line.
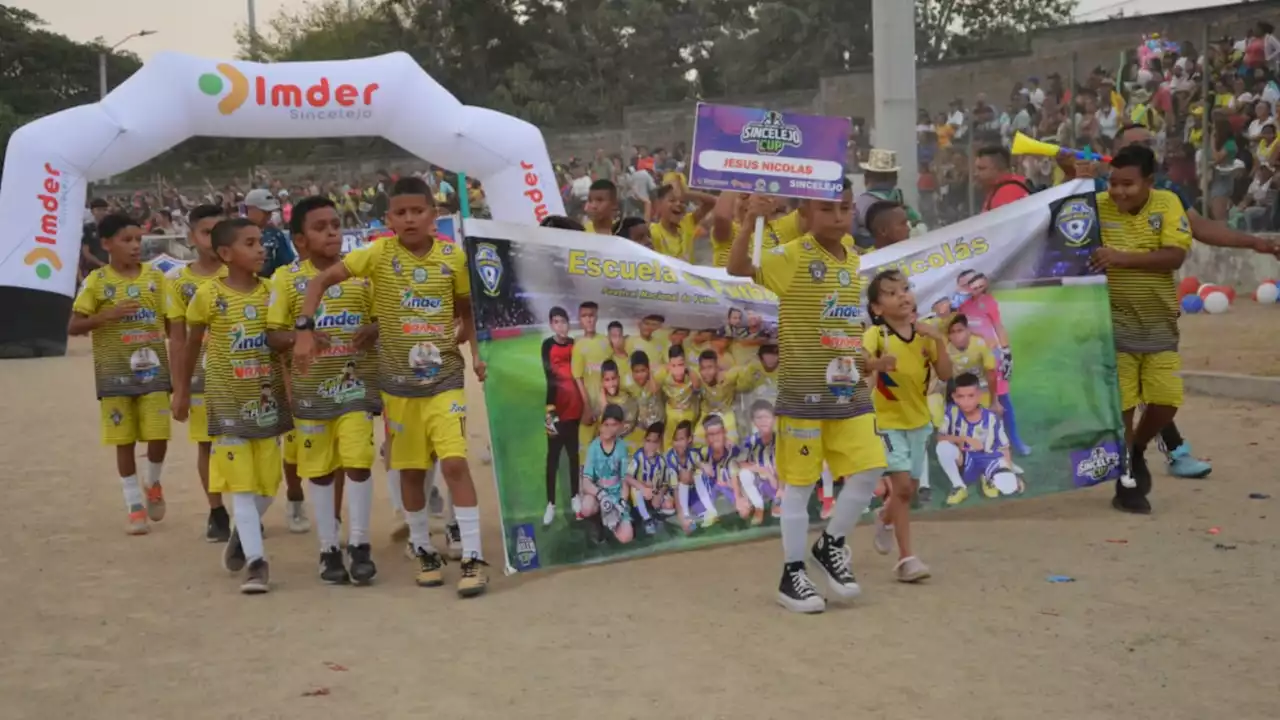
[1180, 299, 1280, 376]
[1, 335, 1277, 720]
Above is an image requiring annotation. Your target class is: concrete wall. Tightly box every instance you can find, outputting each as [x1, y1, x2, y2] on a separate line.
[1181, 238, 1280, 291]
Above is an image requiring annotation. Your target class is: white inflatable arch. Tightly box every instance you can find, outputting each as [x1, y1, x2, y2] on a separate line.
[0, 51, 565, 298]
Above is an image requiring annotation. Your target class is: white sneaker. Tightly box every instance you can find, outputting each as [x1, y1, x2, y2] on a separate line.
[287, 500, 311, 534]
[873, 508, 894, 555]
[542, 502, 556, 526]
[570, 494, 582, 516]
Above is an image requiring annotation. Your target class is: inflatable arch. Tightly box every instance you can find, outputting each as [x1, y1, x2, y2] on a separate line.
[0, 51, 565, 357]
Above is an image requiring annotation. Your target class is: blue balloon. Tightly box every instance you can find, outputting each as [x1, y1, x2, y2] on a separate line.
[1181, 294, 1204, 314]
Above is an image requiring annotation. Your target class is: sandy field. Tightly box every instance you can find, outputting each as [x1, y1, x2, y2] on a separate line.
[2, 313, 1277, 719]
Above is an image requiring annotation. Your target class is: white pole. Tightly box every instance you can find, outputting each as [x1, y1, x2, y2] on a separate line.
[871, 0, 920, 210]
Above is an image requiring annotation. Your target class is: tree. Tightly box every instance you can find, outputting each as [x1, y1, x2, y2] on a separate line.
[916, 0, 1079, 63]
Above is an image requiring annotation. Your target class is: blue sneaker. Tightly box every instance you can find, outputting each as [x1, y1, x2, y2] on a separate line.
[1167, 444, 1212, 478]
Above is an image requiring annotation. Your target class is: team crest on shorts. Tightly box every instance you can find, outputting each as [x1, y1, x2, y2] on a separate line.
[474, 243, 504, 297]
[1055, 199, 1096, 248]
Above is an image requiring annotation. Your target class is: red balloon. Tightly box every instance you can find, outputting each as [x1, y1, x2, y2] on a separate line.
[1177, 276, 1199, 298]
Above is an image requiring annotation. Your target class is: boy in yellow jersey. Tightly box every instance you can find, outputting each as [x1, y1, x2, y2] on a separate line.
[624, 314, 668, 367]
[172, 218, 290, 594]
[694, 349, 744, 445]
[943, 314, 999, 410]
[164, 204, 228, 541]
[726, 186, 888, 614]
[597, 359, 638, 444]
[682, 328, 713, 364]
[69, 213, 172, 536]
[623, 350, 665, 449]
[863, 270, 952, 583]
[583, 180, 621, 235]
[266, 196, 380, 586]
[657, 345, 700, 450]
[571, 301, 612, 480]
[605, 320, 631, 378]
[650, 184, 716, 262]
[711, 193, 791, 266]
[1090, 145, 1192, 515]
[293, 177, 490, 596]
[738, 343, 779, 400]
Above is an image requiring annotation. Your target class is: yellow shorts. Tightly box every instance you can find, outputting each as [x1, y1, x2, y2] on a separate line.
[1117, 350, 1183, 411]
[210, 435, 283, 496]
[188, 393, 212, 443]
[663, 409, 698, 451]
[282, 429, 298, 465]
[382, 389, 467, 470]
[694, 411, 738, 446]
[927, 393, 946, 429]
[295, 411, 376, 479]
[776, 414, 886, 486]
[100, 392, 171, 446]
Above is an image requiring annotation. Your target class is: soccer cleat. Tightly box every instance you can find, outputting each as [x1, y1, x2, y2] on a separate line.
[980, 476, 1000, 499]
[1168, 444, 1212, 479]
[895, 556, 931, 583]
[777, 561, 825, 613]
[389, 522, 410, 543]
[240, 559, 270, 594]
[945, 486, 969, 507]
[347, 544, 377, 585]
[872, 508, 894, 555]
[414, 547, 446, 587]
[287, 501, 311, 534]
[542, 502, 557, 527]
[403, 540, 416, 560]
[144, 484, 166, 522]
[811, 532, 861, 599]
[126, 508, 150, 536]
[223, 525, 247, 572]
[457, 556, 490, 597]
[206, 508, 231, 543]
[319, 548, 350, 585]
[445, 522, 464, 560]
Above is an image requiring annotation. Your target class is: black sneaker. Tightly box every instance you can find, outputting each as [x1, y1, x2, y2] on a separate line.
[1131, 448, 1153, 497]
[348, 543, 377, 585]
[1112, 492, 1152, 514]
[777, 561, 825, 613]
[319, 548, 350, 585]
[810, 532, 861, 599]
[206, 507, 231, 543]
[222, 525, 246, 572]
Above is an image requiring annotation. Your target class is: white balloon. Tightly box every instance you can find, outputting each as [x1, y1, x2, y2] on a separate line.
[1256, 282, 1279, 304]
[1204, 291, 1230, 314]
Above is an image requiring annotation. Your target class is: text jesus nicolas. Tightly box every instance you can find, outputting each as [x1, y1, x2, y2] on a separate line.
[566, 250, 777, 303]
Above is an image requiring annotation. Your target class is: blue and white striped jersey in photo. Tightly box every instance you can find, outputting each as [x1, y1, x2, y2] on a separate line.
[742, 432, 776, 470]
[943, 405, 1009, 454]
[629, 449, 667, 487]
[697, 444, 740, 484]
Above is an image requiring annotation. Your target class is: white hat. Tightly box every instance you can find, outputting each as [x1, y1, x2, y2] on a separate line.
[860, 148, 901, 173]
[244, 188, 281, 212]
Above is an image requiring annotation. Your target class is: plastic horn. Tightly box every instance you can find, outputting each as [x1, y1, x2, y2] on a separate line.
[1010, 132, 1111, 163]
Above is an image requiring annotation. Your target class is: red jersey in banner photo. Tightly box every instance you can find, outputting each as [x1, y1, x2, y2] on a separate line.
[543, 336, 582, 421]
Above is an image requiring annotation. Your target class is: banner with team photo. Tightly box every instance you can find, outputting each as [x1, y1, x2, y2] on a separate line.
[464, 179, 1125, 573]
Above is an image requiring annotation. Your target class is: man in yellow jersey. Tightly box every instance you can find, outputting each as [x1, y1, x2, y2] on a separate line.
[694, 349, 745, 445]
[657, 345, 700, 451]
[727, 185, 887, 614]
[165, 204, 230, 542]
[625, 314, 669, 366]
[605, 320, 631, 378]
[584, 180, 622, 235]
[650, 183, 716, 262]
[571, 301, 612, 496]
[293, 177, 490, 597]
[69, 213, 172, 536]
[1090, 144, 1191, 515]
[266, 196, 380, 586]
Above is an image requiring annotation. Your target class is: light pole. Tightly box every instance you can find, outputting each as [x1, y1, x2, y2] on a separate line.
[99, 30, 156, 185]
[99, 30, 157, 100]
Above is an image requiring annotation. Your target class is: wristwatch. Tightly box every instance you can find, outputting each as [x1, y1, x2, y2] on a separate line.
[295, 316, 315, 331]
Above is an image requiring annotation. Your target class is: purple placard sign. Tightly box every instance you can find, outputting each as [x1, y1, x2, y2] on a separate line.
[688, 102, 851, 201]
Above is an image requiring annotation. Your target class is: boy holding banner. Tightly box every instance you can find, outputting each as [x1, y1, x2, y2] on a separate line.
[727, 188, 887, 614]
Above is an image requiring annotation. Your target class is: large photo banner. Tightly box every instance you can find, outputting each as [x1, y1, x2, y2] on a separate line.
[465, 179, 1125, 573]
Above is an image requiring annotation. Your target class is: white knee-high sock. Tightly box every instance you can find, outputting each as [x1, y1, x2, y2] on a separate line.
[454, 505, 482, 560]
[919, 455, 931, 489]
[254, 494, 274, 517]
[406, 508, 431, 553]
[232, 492, 265, 562]
[678, 484, 691, 519]
[120, 474, 144, 512]
[826, 470, 880, 540]
[309, 480, 337, 551]
[346, 478, 372, 546]
[386, 469, 403, 514]
[740, 470, 765, 509]
[781, 482, 814, 564]
[145, 461, 163, 489]
[632, 487, 652, 520]
[693, 477, 717, 518]
[935, 441, 965, 490]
